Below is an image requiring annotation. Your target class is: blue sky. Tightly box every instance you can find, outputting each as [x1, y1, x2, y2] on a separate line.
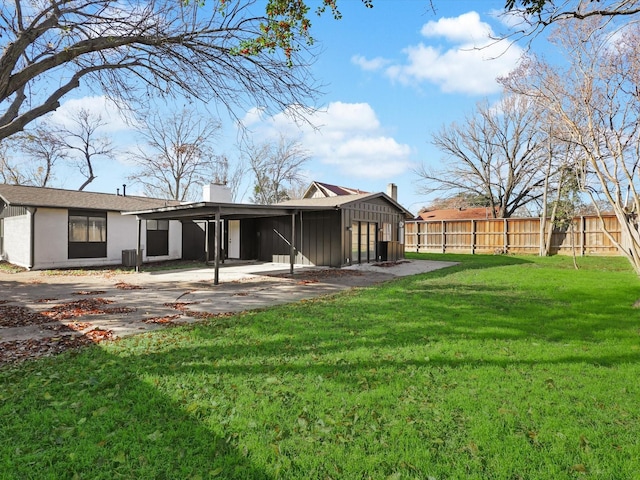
[47, 0, 536, 214]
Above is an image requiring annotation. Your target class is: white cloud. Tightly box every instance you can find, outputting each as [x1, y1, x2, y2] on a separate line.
[242, 102, 414, 179]
[421, 11, 491, 43]
[384, 11, 523, 95]
[351, 54, 391, 72]
[49, 95, 135, 132]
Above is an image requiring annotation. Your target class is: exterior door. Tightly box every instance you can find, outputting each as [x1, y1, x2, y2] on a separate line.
[368, 222, 377, 262]
[228, 220, 240, 259]
[351, 221, 378, 264]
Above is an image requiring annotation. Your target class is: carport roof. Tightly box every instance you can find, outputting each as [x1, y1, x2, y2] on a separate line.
[123, 201, 335, 221]
[124, 192, 414, 220]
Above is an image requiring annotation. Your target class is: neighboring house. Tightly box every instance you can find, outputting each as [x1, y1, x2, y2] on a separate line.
[0, 184, 182, 270]
[302, 181, 369, 199]
[416, 206, 499, 221]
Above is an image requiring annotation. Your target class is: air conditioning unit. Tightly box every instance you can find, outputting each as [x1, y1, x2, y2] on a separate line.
[122, 249, 138, 267]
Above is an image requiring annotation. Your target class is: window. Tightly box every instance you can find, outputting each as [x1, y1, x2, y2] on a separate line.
[68, 210, 107, 258]
[147, 219, 169, 256]
[382, 223, 392, 241]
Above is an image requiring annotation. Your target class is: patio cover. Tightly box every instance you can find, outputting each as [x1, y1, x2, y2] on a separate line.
[124, 202, 336, 284]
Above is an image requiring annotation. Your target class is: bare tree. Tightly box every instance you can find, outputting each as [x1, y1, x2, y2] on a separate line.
[0, 0, 319, 143]
[501, 17, 640, 273]
[127, 109, 224, 202]
[17, 125, 67, 187]
[416, 94, 547, 218]
[213, 154, 248, 203]
[503, 0, 640, 29]
[245, 135, 310, 204]
[58, 109, 115, 191]
[0, 124, 67, 186]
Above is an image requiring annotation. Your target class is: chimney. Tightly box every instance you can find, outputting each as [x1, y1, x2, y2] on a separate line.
[203, 183, 232, 203]
[122, 184, 126, 197]
[116, 188, 120, 196]
[387, 183, 397, 201]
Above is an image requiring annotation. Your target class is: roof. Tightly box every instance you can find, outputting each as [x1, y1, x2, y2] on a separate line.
[415, 207, 499, 221]
[278, 192, 414, 218]
[0, 184, 179, 212]
[302, 181, 369, 198]
[125, 192, 413, 221]
[124, 201, 305, 221]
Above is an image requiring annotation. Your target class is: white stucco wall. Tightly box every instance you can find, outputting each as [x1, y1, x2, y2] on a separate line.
[2, 213, 32, 268]
[30, 209, 182, 269]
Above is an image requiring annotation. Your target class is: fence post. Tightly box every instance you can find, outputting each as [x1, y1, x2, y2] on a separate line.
[580, 216, 585, 257]
[471, 219, 476, 254]
[504, 218, 508, 253]
[441, 220, 446, 254]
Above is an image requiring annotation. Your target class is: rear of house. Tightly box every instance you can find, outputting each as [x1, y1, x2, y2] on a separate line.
[0, 184, 182, 270]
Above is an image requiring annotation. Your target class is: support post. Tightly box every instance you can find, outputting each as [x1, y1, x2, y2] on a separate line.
[214, 209, 220, 285]
[219, 218, 225, 264]
[136, 217, 142, 272]
[290, 211, 296, 275]
[204, 221, 210, 264]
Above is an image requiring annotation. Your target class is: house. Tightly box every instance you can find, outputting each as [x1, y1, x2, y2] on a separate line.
[1, 182, 413, 277]
[302, 181, 369, 199]
[0, 184, 182, 270]
[126, 183, 413, 283]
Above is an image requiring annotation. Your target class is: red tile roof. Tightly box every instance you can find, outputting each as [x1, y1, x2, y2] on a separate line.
[416, 207, 499, 221]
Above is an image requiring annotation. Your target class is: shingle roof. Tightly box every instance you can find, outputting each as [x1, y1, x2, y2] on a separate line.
[278, 192, 375, 207]
[0, 184, 179, 212]
[302, 181, 369, 198]
[277, 192, 414, 218]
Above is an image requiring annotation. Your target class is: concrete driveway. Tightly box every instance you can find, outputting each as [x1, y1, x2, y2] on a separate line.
[0, 259, 457, 363]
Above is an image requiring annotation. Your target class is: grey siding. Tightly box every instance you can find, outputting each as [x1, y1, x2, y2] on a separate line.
[181, 221, 205, 260]
[255, 211, 342, 267]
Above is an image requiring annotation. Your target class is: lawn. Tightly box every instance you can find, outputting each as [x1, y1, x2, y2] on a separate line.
[1, 253, 639, 479]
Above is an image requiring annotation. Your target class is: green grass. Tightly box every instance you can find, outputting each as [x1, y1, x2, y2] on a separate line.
[0, 261, 25, 273]
[1, 254, 639, 479]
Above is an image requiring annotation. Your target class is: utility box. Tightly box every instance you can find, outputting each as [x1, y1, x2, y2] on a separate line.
[122, 249, 138, 267]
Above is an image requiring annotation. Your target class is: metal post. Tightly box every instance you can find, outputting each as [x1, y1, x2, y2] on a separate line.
[220, 218, 225, 264]
[214, 209, 220, 285]
[204, 221, 209, 264]
[136, 217, 142, 272]
[290, 211, 296, 275]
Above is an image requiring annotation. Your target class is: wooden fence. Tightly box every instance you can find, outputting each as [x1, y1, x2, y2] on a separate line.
[405, 215, 622, 256]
